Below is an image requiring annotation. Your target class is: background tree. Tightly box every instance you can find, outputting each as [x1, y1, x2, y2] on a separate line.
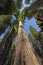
[28, 26, 43, 58]
[0, 0, 43, 65]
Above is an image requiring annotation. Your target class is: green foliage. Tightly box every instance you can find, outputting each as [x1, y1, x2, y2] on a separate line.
[28, 33, 34, 43]
[37, 20, 42, 25]
[25, 0, 30, 4]
[4, 0, 16, 14]
[0, 15, 12, 34]
[28, 26, 43, 57]
[26, 10, 43, 19]
[18, 9, 26, 22]
[0, 15, 12, 25]
[14, 0, 22, 9]
[38, 32, 43, 46]
[0, 0, 43, 64]
[29, 26, 38, 38]
[0, 0, 7, 7]
[0, 28, 17, 65]
[13, 25, 18, 33]
[37, 20, 43, 30]
[0, 0, 16, 14]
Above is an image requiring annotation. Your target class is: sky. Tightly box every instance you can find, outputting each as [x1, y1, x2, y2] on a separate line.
[20, 0, 41, 35]
[19, 0, 36, 13]
[0, 16, 41, 39]
[0, 0, 41, 39]
[24, 17, 41, 35]
[0, 26, 11, 39]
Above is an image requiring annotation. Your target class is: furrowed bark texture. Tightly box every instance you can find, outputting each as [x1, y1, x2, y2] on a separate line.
[14, 21, 41, 65]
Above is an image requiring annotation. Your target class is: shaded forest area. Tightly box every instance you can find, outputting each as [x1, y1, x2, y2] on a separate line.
[0, 0, 43, 65]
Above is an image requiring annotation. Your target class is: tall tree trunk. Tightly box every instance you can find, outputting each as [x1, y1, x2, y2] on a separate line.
[14, 21, 41, 65]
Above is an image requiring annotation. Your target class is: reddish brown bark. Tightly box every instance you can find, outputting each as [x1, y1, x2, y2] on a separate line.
[14, 21, 41, 65]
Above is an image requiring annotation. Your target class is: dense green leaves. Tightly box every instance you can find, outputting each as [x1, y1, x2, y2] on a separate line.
[0, 15, 12, 25]
[18, 9, 26, 22]
[29, 26, 38, 38]
[38, 32, 43, 45]
[0, 15, 12, 34]
[0, 0, 16, 14]
[14, 0, 22, 9]
[28, 26, 43, 57]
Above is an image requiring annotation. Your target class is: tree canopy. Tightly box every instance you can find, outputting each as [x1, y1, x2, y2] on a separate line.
[0, 0, 43, 65]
